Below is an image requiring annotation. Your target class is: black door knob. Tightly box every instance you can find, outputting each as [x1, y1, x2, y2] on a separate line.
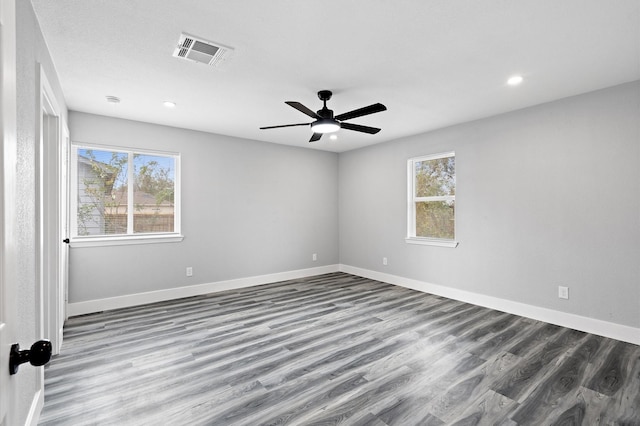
[62, 238, 70, 244]
[9, 340, 52, 375]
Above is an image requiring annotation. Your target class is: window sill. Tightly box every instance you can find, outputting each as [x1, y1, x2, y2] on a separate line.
[405, 237, 458, 248]
[70, 234, 184, 248]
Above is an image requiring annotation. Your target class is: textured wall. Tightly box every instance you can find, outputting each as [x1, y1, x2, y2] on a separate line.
[339, 81, 640, 328]
[14, 1, 68, 423]
[68, 112, 339, 302]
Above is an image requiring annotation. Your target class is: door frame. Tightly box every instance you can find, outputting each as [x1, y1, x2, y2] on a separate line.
[38, 66, 66, 356]
[60, 125, 70, 323]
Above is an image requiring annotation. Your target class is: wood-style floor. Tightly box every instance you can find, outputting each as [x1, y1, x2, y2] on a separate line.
[39, 273, 640, 425]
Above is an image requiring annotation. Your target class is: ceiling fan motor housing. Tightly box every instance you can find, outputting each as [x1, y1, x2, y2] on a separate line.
[317, 107, 334, 119]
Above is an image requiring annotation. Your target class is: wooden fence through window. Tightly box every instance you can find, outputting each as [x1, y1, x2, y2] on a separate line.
[104, 214, 174, 233]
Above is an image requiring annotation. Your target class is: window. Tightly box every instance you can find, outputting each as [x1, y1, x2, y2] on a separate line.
[407, 151, 457, 247]
[71, 144, 182, 246]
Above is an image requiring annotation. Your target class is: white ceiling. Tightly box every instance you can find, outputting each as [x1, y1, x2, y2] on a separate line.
[32, 0, 640, 153]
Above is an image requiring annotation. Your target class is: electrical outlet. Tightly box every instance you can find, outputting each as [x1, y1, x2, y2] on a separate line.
[558, 286, 569, 299]
[312, 253, 317, 262]
[186, 267, 193, 277]
[382, 257, 388, 266]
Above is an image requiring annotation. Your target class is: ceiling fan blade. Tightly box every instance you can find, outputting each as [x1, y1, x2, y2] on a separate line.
[309, 133, 322, 142]
[340, 122, 381, 134]
[335, 103, 387, 121]
[286, 101, 320, 119]
[260, 123, 310, 130]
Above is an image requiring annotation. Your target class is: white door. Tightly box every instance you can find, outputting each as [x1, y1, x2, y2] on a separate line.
[1, 0, 20, 423]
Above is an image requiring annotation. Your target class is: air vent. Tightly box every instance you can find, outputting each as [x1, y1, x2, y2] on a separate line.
[172, 33, 234, 67]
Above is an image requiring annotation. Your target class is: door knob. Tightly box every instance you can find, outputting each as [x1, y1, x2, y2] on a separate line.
[62, 238, 70, 243]
[9, 340, 52, 375]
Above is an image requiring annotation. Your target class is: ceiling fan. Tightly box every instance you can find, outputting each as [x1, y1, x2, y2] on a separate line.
[260, 90, 387, 142]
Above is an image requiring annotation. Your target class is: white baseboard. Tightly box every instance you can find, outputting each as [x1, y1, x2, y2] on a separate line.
[67, 264, 340, 317]
[67, 263, 638, 345]
[339, 264, 640, 346]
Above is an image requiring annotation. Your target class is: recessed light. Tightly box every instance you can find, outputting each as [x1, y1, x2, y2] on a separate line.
[105, 95, 120, 104]
[507, 75, 524, 86]
[329, 134, 338, 141]
[163, 101, 176, 108]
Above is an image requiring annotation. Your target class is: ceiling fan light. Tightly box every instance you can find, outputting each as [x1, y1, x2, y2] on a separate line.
[311, 119, 340, 134]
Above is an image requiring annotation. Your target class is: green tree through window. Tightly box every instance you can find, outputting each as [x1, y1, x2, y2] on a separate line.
[408, 152, 456, 241]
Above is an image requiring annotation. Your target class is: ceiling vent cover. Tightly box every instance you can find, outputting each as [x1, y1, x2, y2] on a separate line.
[173, 33, 234, 67]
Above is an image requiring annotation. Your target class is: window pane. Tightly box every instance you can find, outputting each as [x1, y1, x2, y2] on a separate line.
[415, 156, 455, 197]
[76, 149, 128, 236]
[416, 200, 455, 239]
[133, 154, 175, 233]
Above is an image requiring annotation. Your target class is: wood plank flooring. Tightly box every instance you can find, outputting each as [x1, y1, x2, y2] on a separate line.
[39, 273, 640, 425]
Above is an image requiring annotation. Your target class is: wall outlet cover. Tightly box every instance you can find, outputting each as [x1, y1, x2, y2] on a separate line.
[558, 286, 569, 299]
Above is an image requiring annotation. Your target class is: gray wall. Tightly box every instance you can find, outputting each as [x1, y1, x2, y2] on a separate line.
[339, 81, 640, 329]
[15, 1, 68, 423]
[69, 112, 339, 302]
[69, 83, 640, 331]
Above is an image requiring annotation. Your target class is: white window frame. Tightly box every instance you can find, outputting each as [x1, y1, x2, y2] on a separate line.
[406, 151, 458, 248]
[70, 142, 183, 247]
